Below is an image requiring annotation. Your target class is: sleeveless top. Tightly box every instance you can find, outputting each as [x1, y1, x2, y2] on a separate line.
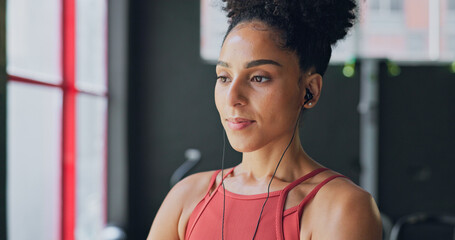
[185, 167, 346, 240]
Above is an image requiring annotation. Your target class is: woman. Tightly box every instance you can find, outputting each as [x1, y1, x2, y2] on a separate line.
[148, 0, 382, 239]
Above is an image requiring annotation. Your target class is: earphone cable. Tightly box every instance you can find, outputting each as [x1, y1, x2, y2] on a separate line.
[221, 129, 226, 240]
[250, 109, 303, 240]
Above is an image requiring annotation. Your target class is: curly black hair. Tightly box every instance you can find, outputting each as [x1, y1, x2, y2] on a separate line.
[221, 0, 357, 76]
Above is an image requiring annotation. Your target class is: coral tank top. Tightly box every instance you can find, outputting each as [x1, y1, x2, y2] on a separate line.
[185, 167, 346, 240]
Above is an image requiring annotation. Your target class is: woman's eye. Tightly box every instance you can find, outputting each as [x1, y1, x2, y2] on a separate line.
[251, 76, 270, 83]
[217, 76, 228, 82]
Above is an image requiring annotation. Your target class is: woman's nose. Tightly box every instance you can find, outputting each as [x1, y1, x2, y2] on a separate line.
[226, 77, 247, 107]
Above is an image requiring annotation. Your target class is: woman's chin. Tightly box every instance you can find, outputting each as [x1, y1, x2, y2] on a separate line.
[224, 128, 269, 153]
[229, 140, 261, 153]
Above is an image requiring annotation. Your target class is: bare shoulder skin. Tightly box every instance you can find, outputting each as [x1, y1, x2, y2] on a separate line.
[300, 174, 382, 240]
[147, 170, 216, 240]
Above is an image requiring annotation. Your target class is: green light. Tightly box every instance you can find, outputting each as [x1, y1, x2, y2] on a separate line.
[389, 65, 401, 76]
[342, 58, 356, 78]
[343, 65, 355, 77]
[387, 61, 401, 77]
[451, 62, 455, 73]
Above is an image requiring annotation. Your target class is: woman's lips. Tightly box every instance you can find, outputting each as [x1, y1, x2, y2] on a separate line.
[226, 118, 256, 130]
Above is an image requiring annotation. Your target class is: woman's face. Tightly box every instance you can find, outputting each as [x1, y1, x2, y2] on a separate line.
[215, 21, 306, 152]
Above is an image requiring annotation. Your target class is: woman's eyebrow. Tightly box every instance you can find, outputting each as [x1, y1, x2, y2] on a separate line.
[216, 59, 283, 68]
[217, 61, 230, 68]
[245, 59, 282, 68]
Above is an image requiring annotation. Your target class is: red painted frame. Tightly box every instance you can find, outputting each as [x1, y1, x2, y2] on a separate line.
[62, 0, 76, 239]
[7, 0, 108, 239]
[8, 75, 107, 97]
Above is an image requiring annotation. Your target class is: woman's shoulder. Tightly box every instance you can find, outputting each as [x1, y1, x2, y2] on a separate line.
[149, 169, 222, 239]
[308, 171, 382, 239]
[172, 169, 219, 204]
[317, 172, 371, 202]
[175, 167, 235, 197]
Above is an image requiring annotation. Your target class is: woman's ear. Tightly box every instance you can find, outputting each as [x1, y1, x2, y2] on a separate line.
[300, 72, 322, 109]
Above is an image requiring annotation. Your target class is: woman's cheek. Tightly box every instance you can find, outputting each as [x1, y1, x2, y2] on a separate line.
[214, 87, 223, 114]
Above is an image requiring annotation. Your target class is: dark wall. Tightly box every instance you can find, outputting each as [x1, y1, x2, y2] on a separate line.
[127, 1, 359, 239]
[378, 63, 455, 221]
[302, 65, 361, 181]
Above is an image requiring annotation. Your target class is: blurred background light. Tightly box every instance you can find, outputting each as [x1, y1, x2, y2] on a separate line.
[343, 58, 356, 78]
[387, 60, 401, 77]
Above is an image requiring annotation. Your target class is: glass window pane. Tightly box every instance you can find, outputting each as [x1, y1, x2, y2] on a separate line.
[200, 0, 229, 62]
[76, 0, 107, 93]
[7, 81, 62, 240]
[75, 94, 107, 240]
[369, 0, 380, 10]
[442, 1, 455, 60]
[391, 0, 403, 11]
[6, 0, 62, 83]
[449, 0, 455, 10]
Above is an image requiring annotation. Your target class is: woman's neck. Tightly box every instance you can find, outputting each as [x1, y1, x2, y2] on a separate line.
[238, 134, 317, 182]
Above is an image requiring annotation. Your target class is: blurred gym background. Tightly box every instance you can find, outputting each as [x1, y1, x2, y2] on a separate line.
[0, 0, 454, 239]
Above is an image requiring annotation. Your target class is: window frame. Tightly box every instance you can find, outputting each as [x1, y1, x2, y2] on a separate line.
[0, 0, 7, 238]
[3, 0, 109, 239]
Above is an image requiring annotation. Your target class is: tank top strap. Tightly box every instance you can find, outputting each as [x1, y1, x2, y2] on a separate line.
[297, 174, 348, 217]
[204, 167, 235, 197]
[205, 170, 221, 196]
[186, 168, 236, 239]
[275, 168, 328, 240]
[283, 168, 329, 193]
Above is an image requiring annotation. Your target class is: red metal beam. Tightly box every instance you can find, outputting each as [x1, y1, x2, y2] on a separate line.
[7, 75, 61, 88]
[7, 74, 108, 97]
[62, 0, 76, 239]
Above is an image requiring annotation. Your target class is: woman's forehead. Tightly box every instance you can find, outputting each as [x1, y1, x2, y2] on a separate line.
[233, 20, 270, 32]
[226, 21, 283, 45]
[219, 23, 297, 68]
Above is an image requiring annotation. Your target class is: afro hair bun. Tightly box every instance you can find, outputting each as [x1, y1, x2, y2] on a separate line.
[221, 0, 357, 45]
